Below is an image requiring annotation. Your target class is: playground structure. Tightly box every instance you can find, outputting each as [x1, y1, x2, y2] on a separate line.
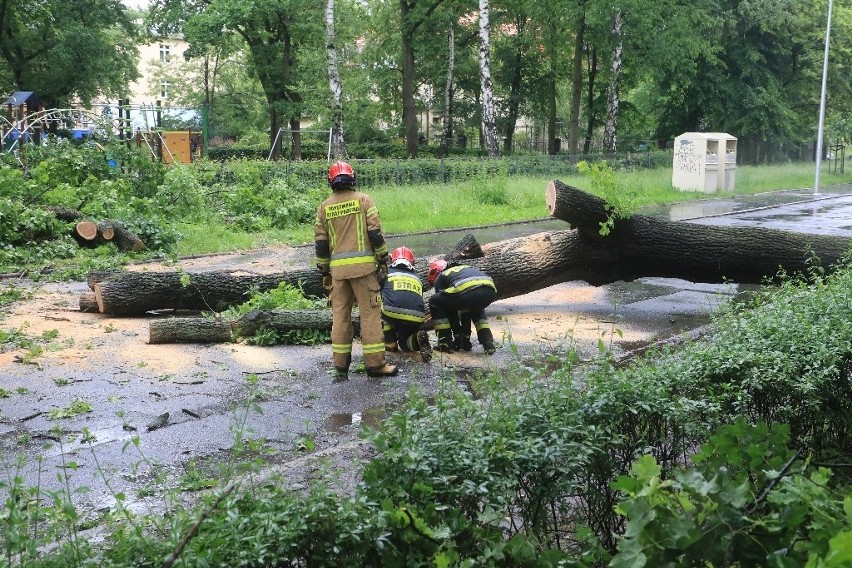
[2, 93, 204, 164]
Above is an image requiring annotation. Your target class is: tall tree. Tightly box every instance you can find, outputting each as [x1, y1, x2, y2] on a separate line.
[150, 0, 324, 159]
[602, 8, 622, 154]
[326, 0, 346, 158]
[441, 23, 456, 151]
[0, 0, 139, 108]
[567, 6, 586, 154]
[491, 0, 546, 154]
[479, 0, 499, 157]
[398, 0, 448, 157]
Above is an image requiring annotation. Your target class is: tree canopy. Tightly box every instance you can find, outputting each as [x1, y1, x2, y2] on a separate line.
[0, 0, 139, 107]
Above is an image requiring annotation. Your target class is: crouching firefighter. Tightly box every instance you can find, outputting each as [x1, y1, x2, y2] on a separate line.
[314, 161, 399, 380]
[427, 259, 497, 354]
[380, 246, 432, 362]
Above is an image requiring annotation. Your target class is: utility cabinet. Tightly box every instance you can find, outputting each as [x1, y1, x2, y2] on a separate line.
[672, 132, 737, 192]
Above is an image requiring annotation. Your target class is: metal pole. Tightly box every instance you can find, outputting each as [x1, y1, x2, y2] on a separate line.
[814, 0, 833, 196]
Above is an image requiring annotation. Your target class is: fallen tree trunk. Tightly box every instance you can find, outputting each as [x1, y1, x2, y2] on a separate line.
[85, 183, 852, 315]
[148, 309, 359, 344]
[545, 180, 852, 285]
[93, 268, 323, 315]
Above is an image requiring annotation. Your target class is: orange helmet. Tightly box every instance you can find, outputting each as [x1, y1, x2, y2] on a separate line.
[328, 161, 356, 189]
[427, 258, 448, 285]
[390, 246, 415, 270]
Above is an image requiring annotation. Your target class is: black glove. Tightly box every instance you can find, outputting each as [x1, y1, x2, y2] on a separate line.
[377, 262, 388, 284]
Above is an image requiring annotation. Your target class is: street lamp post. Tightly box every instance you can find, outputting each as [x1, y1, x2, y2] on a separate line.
[814, 0, 834, 196]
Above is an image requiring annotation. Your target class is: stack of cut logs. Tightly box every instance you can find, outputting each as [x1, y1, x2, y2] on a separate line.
[48, 207, 144, 252]
[77, 182, 852, 344]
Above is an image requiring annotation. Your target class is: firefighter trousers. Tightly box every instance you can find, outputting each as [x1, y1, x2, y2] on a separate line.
[330, 272, 386, 370]
[429, 286, 496, 348]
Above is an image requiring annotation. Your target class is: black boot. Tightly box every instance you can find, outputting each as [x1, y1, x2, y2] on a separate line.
[366, 363, 399, 377]
[454, 335, 472, 351]
[416, 330, 432, 363]
[477, 328, 496, 355]
[333, 354, 351, 381]
[436, 329, 455, 352]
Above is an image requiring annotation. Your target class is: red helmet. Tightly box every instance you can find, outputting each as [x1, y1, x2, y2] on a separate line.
[390, 246, 416, 270]
[328, 161, 356, 189]
[427, 258, 448, 285]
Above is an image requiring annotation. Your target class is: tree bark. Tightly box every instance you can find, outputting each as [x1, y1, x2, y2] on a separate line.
[603, 9, 623, 155]
[93, 268, 324, 315]
[110, 222, 144, 252]
[148, 309, 360, 344]
[545, 180, 852, 285]
[567, 9, 585, 155]
[479, 0, 499, 158]
[325, 0, 346, 159]
[441, 23, 455, 153]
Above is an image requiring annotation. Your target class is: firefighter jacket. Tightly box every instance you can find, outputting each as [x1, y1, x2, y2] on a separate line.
[381, 267, 426, 324]
[432, 265, 496, 297]
[314, 189, 389, 279]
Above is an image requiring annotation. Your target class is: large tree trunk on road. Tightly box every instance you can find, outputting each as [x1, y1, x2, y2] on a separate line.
[93, 269, 323, 315]
[546, 180, 852, 285]
[148, 309, 359, 344]
[85, 183, 852, 316]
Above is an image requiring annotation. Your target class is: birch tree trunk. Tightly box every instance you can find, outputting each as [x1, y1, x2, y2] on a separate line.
[603, 9, 623, 155]
[441, 24, 455, 151]
[479, 0, 500, 158]
[325, 0, 346, 159]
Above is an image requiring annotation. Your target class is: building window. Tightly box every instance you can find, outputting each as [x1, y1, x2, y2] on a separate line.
[160, 81, 170, 99]
[160, 44, 171, 62]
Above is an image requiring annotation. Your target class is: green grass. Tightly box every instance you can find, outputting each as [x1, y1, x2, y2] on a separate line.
[174, 163, 852, 255]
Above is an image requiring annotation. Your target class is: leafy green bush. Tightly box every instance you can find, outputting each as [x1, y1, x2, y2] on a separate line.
[0, 142, 175, 275]
[223, 282, 330, 345]
[612, 419, 852, 567]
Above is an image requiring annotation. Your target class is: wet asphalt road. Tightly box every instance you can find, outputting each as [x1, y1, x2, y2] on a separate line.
[3, 184, 852, 516]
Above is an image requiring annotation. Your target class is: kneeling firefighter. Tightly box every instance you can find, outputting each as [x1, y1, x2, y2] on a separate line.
[380, 246, 432, 362]
[427, 259, 497, 354]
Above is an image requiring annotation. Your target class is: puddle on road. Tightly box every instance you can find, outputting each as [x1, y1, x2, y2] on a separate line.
[324, 406, 390, 433]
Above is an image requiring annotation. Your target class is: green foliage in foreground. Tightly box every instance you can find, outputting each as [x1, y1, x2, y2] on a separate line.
[5, 257, 852, 567]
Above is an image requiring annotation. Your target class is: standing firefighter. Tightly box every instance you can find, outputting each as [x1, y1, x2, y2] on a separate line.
[427, 259, 497, 354]
[315, 161, 398, 380]
[381, 246, 432, 362]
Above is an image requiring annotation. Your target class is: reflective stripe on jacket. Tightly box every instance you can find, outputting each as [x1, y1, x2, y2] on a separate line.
[314, 189, 388, 279]
[381, 268, 426, 323]
[433, 265, 496, 296]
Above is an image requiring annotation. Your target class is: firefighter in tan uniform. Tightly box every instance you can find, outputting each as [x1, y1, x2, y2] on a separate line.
[315, 162, 399, 380]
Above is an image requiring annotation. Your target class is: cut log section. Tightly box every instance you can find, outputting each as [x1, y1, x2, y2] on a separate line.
[148, 309, 360, 344]
[75, 220, 99, 241]
[443, 233, 484, 262]
[110, 222, 144, 252]
[48, 207, 145, 252]
[93, 268, 323, 315]
[97, 222, 116, 241]
[79, 292, 99, 313]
